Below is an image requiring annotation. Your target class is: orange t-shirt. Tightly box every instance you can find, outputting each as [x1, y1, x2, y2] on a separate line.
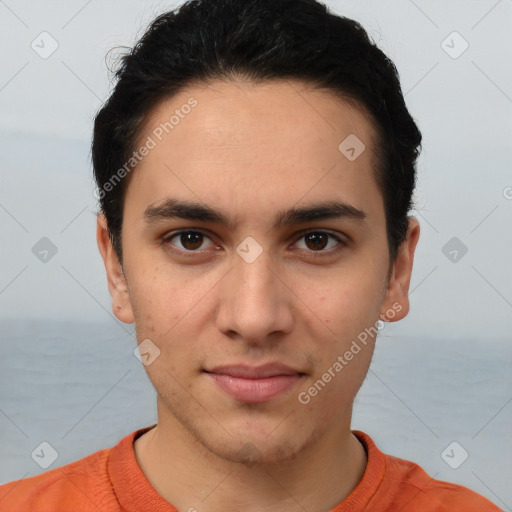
[0, 425, 502, 512]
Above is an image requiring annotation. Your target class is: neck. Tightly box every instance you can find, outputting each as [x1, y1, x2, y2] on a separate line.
[134, 402, 367, 512]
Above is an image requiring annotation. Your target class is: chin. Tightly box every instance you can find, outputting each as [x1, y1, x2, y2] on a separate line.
[155, 381, 333, 466]
[192, 411, 327, 467]
[203, 433, 308, 466]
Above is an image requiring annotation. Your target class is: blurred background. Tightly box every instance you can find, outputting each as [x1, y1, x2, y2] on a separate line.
[0, 0, 511, 508]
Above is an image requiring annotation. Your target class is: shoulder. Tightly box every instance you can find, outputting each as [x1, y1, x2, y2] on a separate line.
[0, 446, 120, 512]
[385, 452, 502, 511]
[353, 431, 502, 511]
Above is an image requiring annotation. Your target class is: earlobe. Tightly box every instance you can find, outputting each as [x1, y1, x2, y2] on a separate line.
[380, 216, 420, 323]
[96, 213, 135, 324]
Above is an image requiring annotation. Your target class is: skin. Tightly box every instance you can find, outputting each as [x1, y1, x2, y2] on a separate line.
[97, 78, 420, 512]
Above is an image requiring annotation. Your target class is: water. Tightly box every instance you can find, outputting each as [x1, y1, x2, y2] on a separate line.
[1, 319, 510, 509]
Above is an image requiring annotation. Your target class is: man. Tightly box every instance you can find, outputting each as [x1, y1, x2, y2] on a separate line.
[0, 0, 502, 510]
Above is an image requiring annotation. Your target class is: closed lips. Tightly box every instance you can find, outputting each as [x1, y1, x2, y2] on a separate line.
[204, 363, 305, 403]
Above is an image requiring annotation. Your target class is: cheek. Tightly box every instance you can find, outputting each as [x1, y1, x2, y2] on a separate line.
[127, 263, 222, 369]
[127, 262, 197, 328]
[299, 264, 384, 339]
[125, 269, 176, 348]
[292, 264, 382, 402]
[296, 328, 376, 419]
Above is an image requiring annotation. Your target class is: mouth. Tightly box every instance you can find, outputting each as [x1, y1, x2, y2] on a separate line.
[203, 363, 306, 403]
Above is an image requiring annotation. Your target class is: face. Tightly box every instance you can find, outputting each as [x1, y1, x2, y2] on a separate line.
[98, 79, 419, 464]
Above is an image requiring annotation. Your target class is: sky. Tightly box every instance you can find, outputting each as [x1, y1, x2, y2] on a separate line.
[0, 0, 511, 340]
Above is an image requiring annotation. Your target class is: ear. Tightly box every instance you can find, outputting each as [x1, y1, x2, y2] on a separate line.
[380, 216, 420, 322]
[96, 212, 135, 324]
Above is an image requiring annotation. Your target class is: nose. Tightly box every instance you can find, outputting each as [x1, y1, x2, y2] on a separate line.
[215, 247, 294, 345]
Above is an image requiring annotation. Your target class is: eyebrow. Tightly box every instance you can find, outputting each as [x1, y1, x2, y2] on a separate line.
[143, 198, 368, 230]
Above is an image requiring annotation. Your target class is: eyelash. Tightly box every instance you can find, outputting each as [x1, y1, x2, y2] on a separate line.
[161, 229, 347, 258]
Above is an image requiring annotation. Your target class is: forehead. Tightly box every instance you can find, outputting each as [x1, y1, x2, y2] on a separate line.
[126, 78, 384, 226]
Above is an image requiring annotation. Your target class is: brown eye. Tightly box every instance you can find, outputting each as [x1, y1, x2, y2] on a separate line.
[164, 230, 215, 252]
[179, 232, 204, 250]
[294, 230, 346, 255]
[304, 232, 329, 251]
